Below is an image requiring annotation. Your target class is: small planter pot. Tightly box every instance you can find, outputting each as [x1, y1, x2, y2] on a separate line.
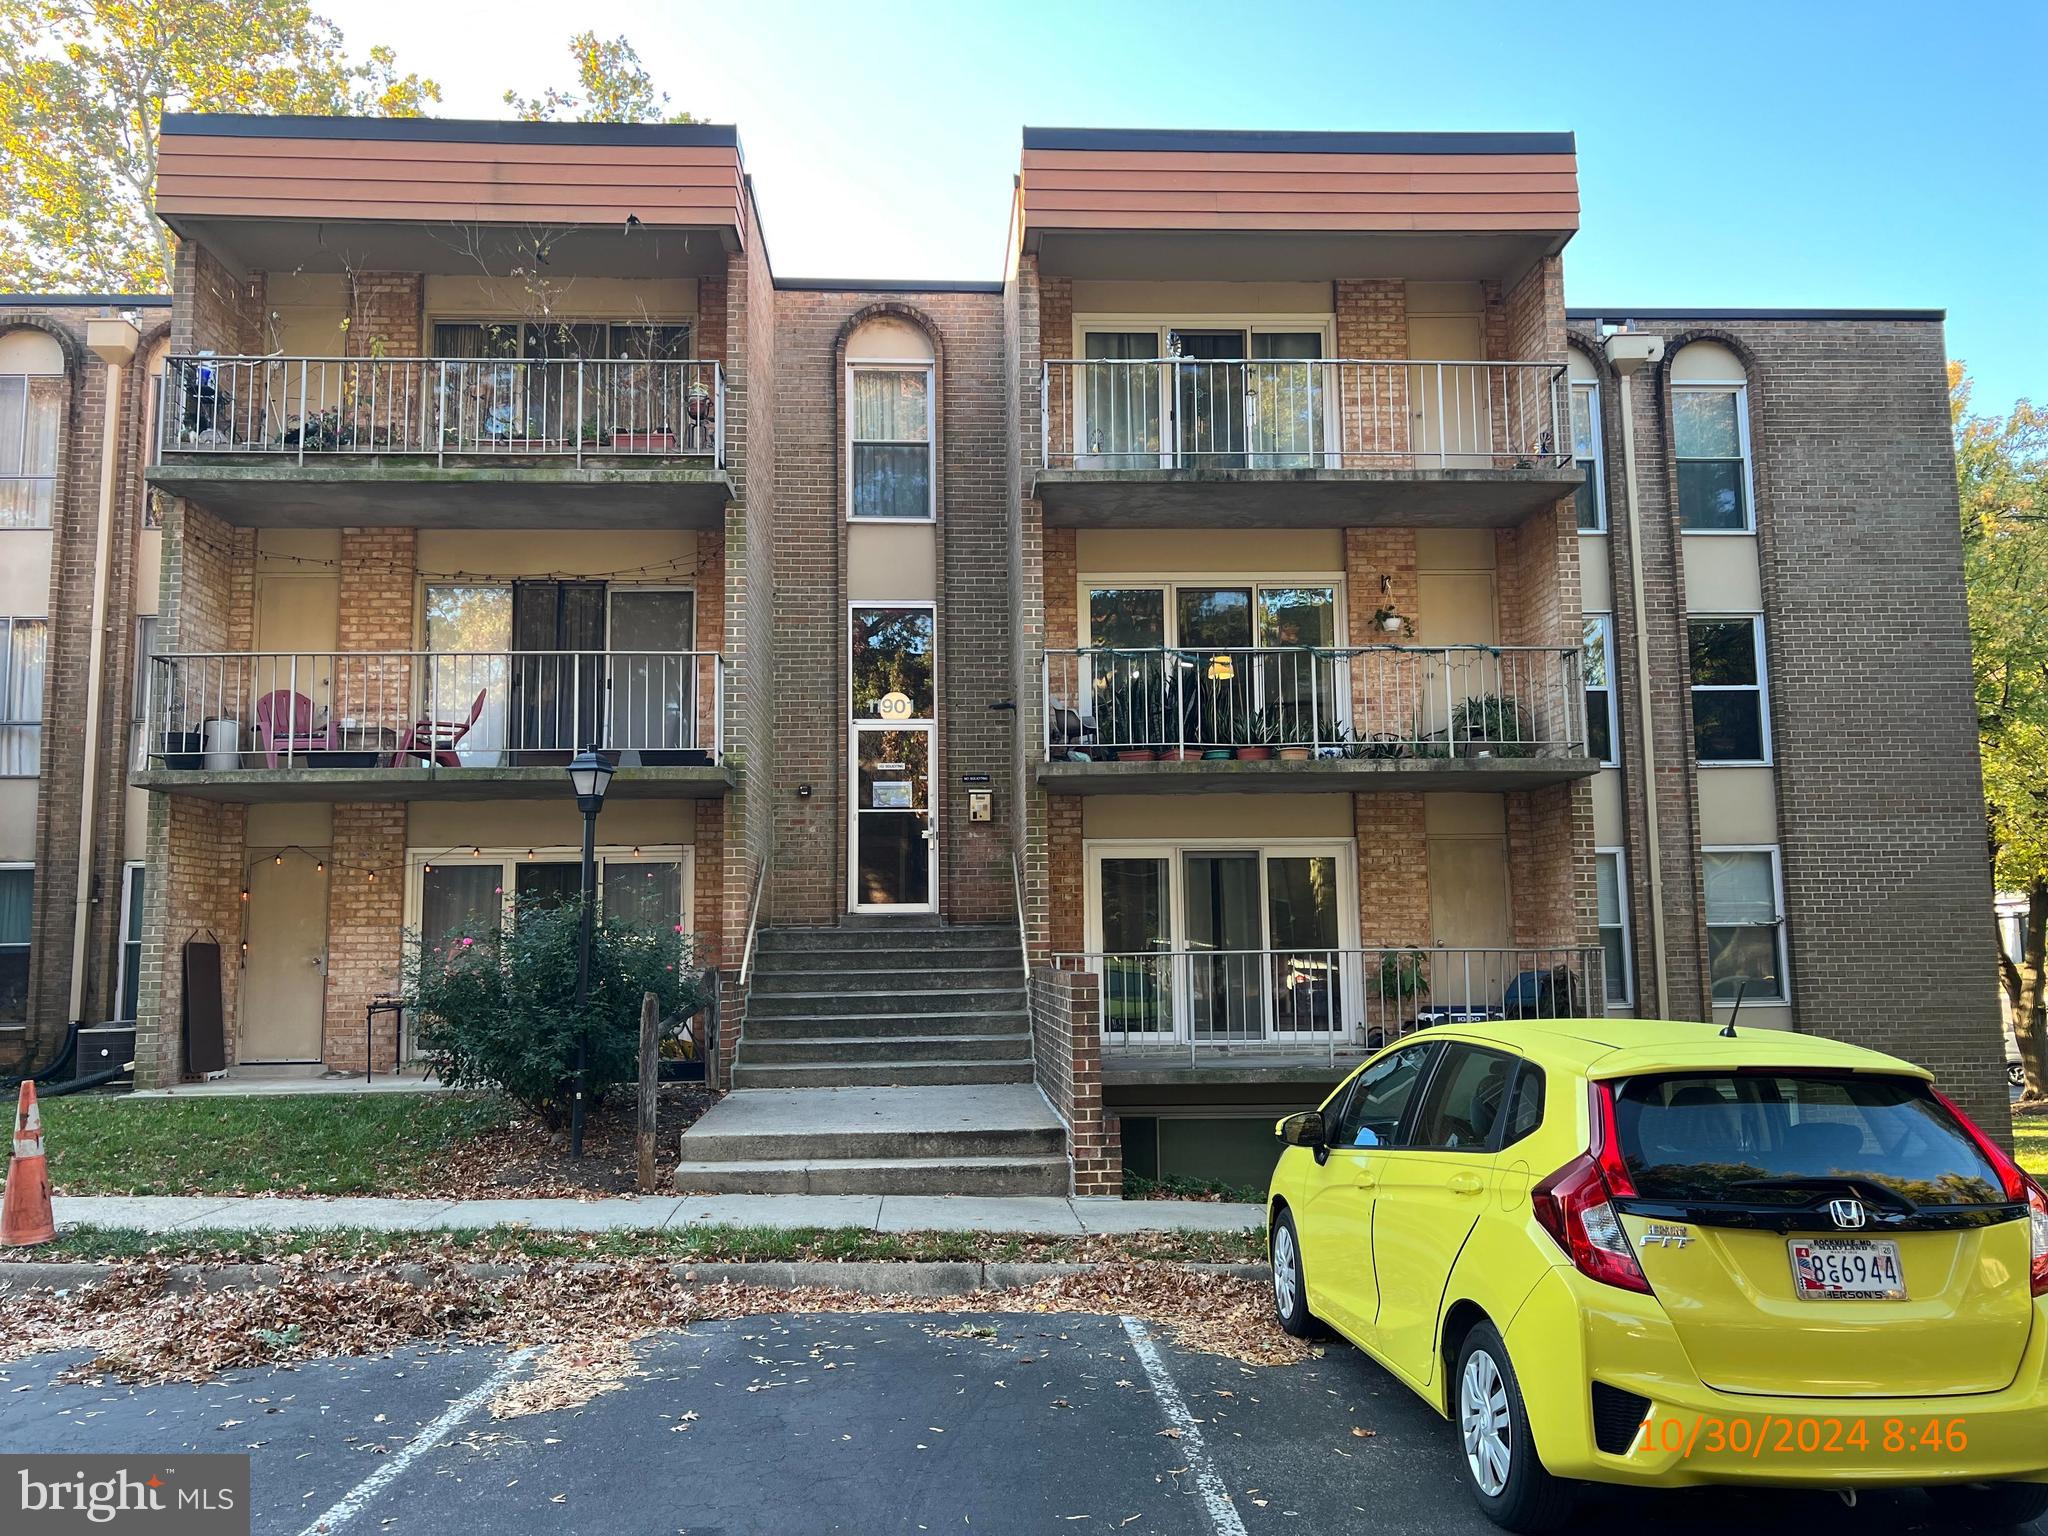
[1275, 745, 1312, 762]
[1201, 748, 1235, 761]
[611, 431, 677, 452]
[1115, 748, 1159, 762]
[1159, 747, 1201, 762]
[1235, 746, 1274, 762]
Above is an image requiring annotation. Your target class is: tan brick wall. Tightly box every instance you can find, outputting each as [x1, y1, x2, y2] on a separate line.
[1355, 793, 1430, 945]
[344, 272, 424, 357]
[1334, 279, 1408, 462]
[321, 803, 406, 1073]
[136, 794, 246, 1085]
[1505, 778, 1597, 964]
[1043, 525, 1077, 651]
[1045, 795, 1084, 955]
[1344, 526, 1417, 723]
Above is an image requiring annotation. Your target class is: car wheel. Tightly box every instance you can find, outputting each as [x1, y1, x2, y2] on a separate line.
[1925, 1482, 2048, 1530]
[2009, 1062, 2026, 1090]
[1268, 1209, 1321, 1338]
[1454, 1321, 1575, 1534]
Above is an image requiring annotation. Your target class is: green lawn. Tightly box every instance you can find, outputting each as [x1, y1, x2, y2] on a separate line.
[3, 1092, 519, 1197]
[2015, 1120, 2048, 1179]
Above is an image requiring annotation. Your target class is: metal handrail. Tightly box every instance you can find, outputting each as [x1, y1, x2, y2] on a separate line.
[139, 648, 725, 768]
[155, 354, 724, 467]
[1049, 944, 1606, 1066]
[1042, 356, 1569, 472]
[1043, 643, 1587, 761]
[738, 861, 770, 989]
[1009, 850, 1031, 982]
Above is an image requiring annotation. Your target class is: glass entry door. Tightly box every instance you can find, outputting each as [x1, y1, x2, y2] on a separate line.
[1184, 850, 1262, 1040]
[849, 605, 937, 912]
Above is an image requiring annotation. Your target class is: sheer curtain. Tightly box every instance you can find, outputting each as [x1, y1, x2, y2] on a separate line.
[0, 866, 30, 1023]
[1, 618, 46, 775]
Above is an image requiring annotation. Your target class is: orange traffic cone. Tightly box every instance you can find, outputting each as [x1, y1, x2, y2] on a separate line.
[1, 1080, 54, 1247]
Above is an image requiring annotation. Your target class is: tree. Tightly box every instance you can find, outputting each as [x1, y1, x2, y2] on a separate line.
[504, 31, 692, 125]
[1955, 362, 2048, 1101]
[0, 0, 439, 292]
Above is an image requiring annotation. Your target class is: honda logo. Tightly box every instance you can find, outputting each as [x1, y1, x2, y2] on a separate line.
[1827, 1198, 1868, 1230]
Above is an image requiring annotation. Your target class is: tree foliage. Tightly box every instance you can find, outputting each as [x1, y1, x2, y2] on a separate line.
[1955, 362, 2048, 1098]
[407, 898, 708, 1129]
[0, 0, 440, 292]
[504, 31, 691, 125]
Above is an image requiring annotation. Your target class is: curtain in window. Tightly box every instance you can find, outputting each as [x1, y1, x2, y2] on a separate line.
[1248, 333, 1324, 468]
[851, 371, 931, 519]
[1079, 333, 1163, 467]
[602, 861, 683, 935]
[0, 376, 59, 529]
[1, 619, 46, 775]
[0, 866, 30, 1023]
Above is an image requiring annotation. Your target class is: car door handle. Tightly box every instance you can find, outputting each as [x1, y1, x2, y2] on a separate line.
[1447, 1172, 1485, 1196]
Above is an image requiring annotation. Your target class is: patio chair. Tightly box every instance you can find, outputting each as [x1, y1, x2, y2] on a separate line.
[252, 690, 333, 767]
[400, 688, 487, 768]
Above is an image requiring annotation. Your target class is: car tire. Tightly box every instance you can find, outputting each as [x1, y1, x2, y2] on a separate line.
[1453, 1321, 1575, 1534]
[1925, 1482, 2048, 1530]
[1268, 1209, 1321, 1338]
[2009, 1062, 2026, 1090]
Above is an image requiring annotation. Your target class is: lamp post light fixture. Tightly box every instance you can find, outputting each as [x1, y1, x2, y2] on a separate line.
[565, 746, 614, 1158]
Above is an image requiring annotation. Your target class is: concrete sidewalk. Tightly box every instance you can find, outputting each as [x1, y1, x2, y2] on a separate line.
[46, 1192, 1263, 1236]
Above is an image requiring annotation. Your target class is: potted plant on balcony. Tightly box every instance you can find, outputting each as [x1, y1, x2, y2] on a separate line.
[1102, 674, 1167, 761]
[1365, 948, 1432, 1048]
[1451, 694, 1533, 759]
[1234, 707, 1280, 761]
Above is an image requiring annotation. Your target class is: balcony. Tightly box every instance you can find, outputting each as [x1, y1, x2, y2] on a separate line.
[134, 649, 729, 801]
[1052, 945, 1605, 1082]
[1036, 358, 1577, 526]
[1039, 644, 1595, 793]
[147, 355, 730, 528]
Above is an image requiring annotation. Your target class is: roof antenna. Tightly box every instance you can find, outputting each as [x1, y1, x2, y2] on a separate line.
[1719, 980, 1745, 1038]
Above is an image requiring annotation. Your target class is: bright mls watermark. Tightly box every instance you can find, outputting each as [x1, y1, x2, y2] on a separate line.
[5, 1456, 249, 1534]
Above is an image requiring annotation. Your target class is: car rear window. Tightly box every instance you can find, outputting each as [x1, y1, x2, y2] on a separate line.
[1613, 1072, 2006, 1207]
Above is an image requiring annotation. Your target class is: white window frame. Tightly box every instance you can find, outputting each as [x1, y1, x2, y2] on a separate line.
[403, 845, 695, 938]
[847, 599, 939, 913]
[1582, 612, 1619, 767]
[0, 373, 59, 531]
[845, 360, 936, 523]
[1073, 315, 1340, 470]
[1594, 847, 1632, 1009]
[1571, 378, 1605, 532]
[0, 860, 30, 1026]
[1673, 379, 1757, 535]
[116, 861, 146, 1021]
[0, 615, 47, 777]
[1082, 837, 1361, 1041]
[1689, 612, 1772, 767]
[1703, 843, 1790, 1006]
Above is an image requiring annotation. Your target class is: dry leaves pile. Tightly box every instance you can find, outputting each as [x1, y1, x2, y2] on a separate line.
[0, 1257, 1312, 1392]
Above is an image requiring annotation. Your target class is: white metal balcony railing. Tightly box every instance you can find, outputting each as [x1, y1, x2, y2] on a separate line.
[1041, 358, 1568, 472]
[1052, 945, 1606, 1064]
[1044, 645, 1587, 761]
[155, 356, 724, 466]
[140, 650, 724, 770]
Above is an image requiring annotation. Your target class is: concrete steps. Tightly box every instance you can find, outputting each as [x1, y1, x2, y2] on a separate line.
[730, 1060, 1035, 1089]
[742, 1032, 1032, 1065]
[671, 1153, 1069, 1197]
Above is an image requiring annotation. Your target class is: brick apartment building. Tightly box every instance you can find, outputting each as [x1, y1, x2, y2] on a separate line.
[0, 294, 170, 1077]
[0, 114, 1997, 1193]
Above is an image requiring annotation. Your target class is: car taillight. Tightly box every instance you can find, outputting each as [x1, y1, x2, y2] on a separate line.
[1532, 1081, 1651, 1294]
[1931, 1087, 2048, 1297]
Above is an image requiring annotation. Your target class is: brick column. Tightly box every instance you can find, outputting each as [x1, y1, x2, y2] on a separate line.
[1344, 527, 1417, 732]
[695, 529, 725, 755]
[135, 794, 246, 1086]
[1334, 279, 1407, 464]
[1030, 967, 1119, 1196]
[1355, 794, 1430, 945]
[1505, 779, 1600, 1006]
[1045, 795, 1084, 956]
[337, 528, 417, 743]
[322, 803, 406, 1073]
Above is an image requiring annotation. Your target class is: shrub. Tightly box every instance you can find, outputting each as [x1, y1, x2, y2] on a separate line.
[405, 898, 709, 1127]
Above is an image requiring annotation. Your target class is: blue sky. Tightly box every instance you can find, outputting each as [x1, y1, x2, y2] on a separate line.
[331, 0, 2044, 413]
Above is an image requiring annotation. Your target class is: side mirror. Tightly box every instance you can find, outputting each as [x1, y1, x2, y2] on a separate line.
[1276, 1110, 1326, 1148]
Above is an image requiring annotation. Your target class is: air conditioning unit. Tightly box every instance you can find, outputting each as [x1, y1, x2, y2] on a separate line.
[77, 1025, 136, 1085]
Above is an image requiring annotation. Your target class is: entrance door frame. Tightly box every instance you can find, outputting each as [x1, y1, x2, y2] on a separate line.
[847, 600, 939, 916]
[239, 845, 331, 1064]
[1083, 837, 1360, 1042]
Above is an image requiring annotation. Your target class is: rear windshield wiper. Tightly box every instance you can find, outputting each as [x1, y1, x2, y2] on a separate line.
[1729, 1175, 1920, 1214]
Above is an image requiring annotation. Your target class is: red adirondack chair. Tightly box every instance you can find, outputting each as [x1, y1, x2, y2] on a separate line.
[253, 690, 333, 767]
[401, 688, 487, 767]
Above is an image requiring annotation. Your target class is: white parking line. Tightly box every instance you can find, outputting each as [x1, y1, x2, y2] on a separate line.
[295, 1346, 540, 1536]
[1120, 1315, 1250, 1536]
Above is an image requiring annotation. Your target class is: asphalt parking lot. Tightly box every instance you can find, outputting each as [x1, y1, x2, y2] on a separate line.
[0, 1310, 2032, 1535]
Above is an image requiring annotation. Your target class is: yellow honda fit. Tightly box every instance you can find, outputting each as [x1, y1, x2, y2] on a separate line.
[1266, 1019, 2048, 1532]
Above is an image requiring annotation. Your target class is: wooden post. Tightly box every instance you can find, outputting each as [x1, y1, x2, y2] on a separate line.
[636, 990, 660, 1194]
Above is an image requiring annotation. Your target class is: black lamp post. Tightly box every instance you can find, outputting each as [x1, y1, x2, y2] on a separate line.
[566, 746, 614, 1158]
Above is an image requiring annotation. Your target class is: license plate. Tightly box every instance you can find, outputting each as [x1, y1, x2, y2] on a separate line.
[1788, 1237, 1906, 1300]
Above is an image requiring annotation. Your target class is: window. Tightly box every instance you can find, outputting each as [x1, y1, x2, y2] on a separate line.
[849, 366, 933, 519]
[1328, 1041, 1438, 1149]
[412, 848, 693, 950]
[1583, 614, 1617, 765]
[1501, 1064, 1544, 1147]
[0, 373, 60, 529]
[1596, 849, 1632, 1007]
[0, 617, 46, 775]
[1704, 847, 1787, 1003]
[116, 863, 146, 1020]
[1570, 378, 1604, 531]
[0, 865, 28, 1022]
[1674, 383, 1752, 531]
[1690, 616, 1769, 763]
[1410, 1044, 1517, 1151]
